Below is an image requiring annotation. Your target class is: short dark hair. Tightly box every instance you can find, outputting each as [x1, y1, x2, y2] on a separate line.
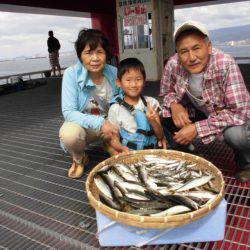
[75, 29, 111, 62]
[175, 28, 208, 45]
[48, 30, 53, 36]
[117, 58, 146, 80]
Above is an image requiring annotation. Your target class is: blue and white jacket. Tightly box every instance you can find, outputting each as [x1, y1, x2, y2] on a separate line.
[61, 61, 119, 131]
[110, 95, 158, 150]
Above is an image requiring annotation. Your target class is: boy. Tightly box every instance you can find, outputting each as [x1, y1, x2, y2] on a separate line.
[107, 58, 167, 154]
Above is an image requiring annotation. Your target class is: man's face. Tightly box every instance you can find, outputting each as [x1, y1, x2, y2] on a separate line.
[176, 33, 212, 74]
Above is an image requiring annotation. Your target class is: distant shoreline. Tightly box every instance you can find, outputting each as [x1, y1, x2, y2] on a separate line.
[25, 56, 46, 60]
[0, 51, 75, 63]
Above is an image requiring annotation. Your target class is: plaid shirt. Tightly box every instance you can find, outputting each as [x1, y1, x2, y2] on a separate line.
[160, 48, 250, 144]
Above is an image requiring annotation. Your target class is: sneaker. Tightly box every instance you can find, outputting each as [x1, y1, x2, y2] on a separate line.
[68, 154, 89, 179]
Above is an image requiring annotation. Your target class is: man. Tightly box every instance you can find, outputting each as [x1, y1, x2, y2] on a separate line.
[160, 21, 250, 182]
[47, 30, 61, 76]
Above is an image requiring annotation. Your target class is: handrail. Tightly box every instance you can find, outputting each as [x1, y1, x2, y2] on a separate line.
[234, 57, 250, 60]
[0, 56, 249, 83]
[0, 67, 67, 81]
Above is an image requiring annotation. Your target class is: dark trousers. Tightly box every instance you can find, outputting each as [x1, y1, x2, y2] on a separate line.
[161, 108, 207, 149]
[162, 108, 250, 169]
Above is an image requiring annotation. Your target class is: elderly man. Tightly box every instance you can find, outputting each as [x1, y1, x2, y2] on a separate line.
[160, 21, 250, 182]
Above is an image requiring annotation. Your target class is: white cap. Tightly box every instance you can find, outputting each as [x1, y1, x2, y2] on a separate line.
[174, 21, 209, 44]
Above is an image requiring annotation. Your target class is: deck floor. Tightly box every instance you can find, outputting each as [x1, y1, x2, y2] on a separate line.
[0, 77, 249, 250]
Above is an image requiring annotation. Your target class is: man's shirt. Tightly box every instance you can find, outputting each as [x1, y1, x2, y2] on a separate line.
[160, 48, 250, 144]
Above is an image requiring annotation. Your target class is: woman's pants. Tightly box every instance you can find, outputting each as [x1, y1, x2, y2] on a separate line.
[59, 122, 103, 164]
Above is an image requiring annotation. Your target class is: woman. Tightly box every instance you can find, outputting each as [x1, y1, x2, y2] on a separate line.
[59, 29, 120, 179]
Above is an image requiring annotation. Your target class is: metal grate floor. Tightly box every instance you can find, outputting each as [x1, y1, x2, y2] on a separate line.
[0, 78, 249, 250]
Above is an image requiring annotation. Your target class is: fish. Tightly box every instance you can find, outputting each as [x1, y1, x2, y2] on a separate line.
[175, 175, 213, 192]
[95, 165, 112, 175]
[99, 193, 122, 211]
[113, 165, 140, 183]
[157, 194, 199, 210]
[144, 155, 178, 164]
[129, 209, 162, 216]
[179, 191, 216, 201]
[93, 157, 219, 216]
[127, 200, 173, 209]
[117, 181, 146, 193]
[150, 205, 191, 216]
[94, 176, 112, 199]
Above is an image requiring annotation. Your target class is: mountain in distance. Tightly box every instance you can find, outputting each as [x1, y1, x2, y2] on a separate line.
[209, 24, 250, 44]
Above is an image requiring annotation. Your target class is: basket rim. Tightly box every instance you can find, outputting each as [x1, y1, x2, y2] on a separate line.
[86, 149, 225, 229]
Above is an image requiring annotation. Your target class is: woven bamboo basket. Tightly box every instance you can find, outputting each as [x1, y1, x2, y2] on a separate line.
[86, 149, 225, 229]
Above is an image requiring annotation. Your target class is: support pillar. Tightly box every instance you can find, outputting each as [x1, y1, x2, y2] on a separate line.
[91, 13, 119, 57]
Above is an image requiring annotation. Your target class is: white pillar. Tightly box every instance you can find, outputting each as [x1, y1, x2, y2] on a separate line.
[116, 0, 174, 81]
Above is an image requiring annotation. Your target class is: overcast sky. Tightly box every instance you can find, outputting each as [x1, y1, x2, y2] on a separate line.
[0, 1, 249, 59]
[0, 13, 91, 59]
[175, 1, 250, 30]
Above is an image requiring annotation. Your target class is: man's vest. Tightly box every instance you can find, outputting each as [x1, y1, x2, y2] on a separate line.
[111, 95, 157, 150]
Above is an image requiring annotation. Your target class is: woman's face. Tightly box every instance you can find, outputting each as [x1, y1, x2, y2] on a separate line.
[80, 43, 106, 74]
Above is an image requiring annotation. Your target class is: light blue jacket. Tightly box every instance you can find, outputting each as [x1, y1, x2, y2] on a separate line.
[111, 95, 157, 150]
[61, 61, 118, 131]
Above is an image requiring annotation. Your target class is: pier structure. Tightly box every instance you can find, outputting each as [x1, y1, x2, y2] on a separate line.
[0, 76, 249, 249]
[0, 0, 249, 249]
[0, 0, 247, 81]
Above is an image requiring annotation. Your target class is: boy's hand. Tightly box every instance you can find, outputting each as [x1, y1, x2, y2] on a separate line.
[146, 101, 160, 124]
[158, 136, 168, 149]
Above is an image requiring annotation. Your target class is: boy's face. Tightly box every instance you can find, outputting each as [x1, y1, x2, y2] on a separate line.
[117, 69, 145, 99]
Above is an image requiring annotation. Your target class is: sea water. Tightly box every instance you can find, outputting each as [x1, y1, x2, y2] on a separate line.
[0, 45, 250, 84]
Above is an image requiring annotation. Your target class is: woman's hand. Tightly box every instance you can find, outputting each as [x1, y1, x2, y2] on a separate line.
[111, 137, 130, 154]
[170, 102, 192, 128]
[101, 120, 120, 139]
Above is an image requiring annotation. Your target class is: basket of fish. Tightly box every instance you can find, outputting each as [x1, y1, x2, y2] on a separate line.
[86, 149, 225, 229]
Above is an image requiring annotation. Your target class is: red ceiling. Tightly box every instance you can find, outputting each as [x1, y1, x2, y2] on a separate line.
[0, 0, 218, 14]
[0, 0, 116, 14]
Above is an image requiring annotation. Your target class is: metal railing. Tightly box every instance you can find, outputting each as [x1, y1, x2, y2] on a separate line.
[234, 57, 250, 63]
[0, 67, 66, 85]
[0, 56, 249, 85]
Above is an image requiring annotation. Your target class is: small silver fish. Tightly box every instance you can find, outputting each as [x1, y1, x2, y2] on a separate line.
[175, 175, 213, 192]
[94, 176, 112, 199]
[150, 205, 191, 216]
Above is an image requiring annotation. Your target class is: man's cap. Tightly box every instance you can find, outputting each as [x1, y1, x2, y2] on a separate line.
[174, 21, 209, 44]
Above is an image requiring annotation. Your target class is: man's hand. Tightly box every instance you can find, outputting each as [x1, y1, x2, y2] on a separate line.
[174, 123, 197, 145]
[101, 120, 120, 138]
[170, 102, 192, 128]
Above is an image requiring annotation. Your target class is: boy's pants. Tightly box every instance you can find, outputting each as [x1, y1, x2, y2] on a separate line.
[162, 113, 250, 170]
[59, 122, 103, 164]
